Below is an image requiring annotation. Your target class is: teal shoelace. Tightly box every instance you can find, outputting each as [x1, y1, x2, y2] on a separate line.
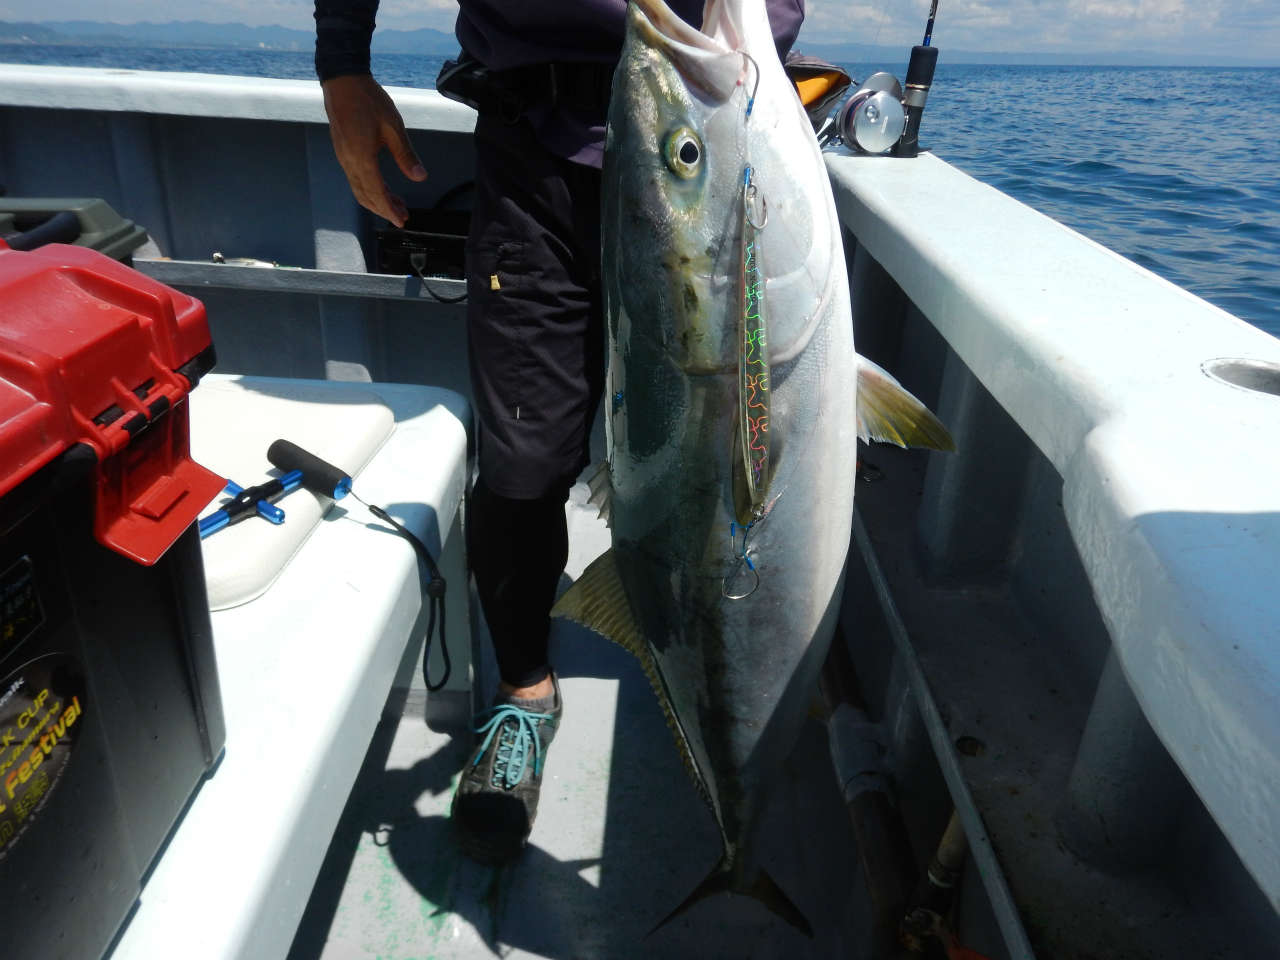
[472, 704, 554, 789]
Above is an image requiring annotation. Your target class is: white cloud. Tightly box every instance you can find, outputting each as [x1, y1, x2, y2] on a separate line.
[801, 0, 1276, 58]
[0, 0, 1275, 61]
[0, 0, 460, 31]
[0, 0, 312, 27]
[949, 2, 1016, 29]
[371, 0, 456, 31]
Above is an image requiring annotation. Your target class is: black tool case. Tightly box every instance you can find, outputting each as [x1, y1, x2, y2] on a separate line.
[0, 239, 226, 959]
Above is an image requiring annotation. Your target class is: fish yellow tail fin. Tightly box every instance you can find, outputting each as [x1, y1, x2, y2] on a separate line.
[649, 858, 813, 937]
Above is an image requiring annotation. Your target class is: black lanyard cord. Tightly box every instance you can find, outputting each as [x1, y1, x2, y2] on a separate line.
[353, 494, 451, 692]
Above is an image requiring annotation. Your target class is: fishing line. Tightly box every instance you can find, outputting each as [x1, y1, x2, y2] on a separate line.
[741, 51, 762, 118]
[730, 521, 757, 571]
[724, 520, 761, 600]
[869, 0, 888, 53]
[739, 49, 766, 232]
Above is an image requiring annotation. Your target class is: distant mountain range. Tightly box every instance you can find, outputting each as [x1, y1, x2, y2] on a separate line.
[0, 20, 459, 55]
[0, 20, 1275, 68]
[800, 42, 1277, 68]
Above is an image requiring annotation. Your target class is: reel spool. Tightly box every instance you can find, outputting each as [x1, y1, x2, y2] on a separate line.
[831, 72, 906, 155]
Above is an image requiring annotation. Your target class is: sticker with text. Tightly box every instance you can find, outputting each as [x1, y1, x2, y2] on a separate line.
[0, 654, 86, 859]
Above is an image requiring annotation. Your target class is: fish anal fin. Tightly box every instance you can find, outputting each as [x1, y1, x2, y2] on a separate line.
[856, 355, 956, 452]
[551, 546, 642, 657]
[551, 548, 714, 814]
[648, 858, 813, 938]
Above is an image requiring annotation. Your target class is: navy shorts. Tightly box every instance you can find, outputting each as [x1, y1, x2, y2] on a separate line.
[465, 113, 606, 500]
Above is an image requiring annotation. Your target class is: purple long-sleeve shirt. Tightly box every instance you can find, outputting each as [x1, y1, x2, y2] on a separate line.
[316, 1, 805, 166]
[454, 1, 803, 69]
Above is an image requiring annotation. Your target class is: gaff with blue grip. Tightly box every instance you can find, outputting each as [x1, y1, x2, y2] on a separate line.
[198, 470, 304, 538]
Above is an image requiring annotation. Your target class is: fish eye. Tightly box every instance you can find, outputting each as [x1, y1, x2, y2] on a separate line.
[664, 128, 703, 179]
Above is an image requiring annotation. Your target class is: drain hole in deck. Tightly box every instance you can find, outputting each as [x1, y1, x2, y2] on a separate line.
[1201, 358, 1280, 396]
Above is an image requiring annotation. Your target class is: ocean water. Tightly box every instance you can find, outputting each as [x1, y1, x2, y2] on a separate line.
[2, 44, 1277, 339]
[920, 63, 1280, 339]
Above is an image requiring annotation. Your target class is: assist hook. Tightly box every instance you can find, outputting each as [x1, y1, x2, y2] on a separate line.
[743, 165, 769, 231]
[723, 520, 762, 600]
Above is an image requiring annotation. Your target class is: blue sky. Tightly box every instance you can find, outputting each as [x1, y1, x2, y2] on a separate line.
[0, 0, 1277, 63]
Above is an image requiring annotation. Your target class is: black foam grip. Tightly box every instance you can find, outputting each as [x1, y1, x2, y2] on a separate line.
[905, 45, 939, 87]
[267, 439, 351, 498]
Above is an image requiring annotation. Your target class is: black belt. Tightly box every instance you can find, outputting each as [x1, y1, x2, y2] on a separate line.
[438, 54, 614, 122]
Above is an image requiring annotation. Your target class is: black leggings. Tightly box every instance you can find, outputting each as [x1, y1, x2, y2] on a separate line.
[468, 477, 569, 689]
[463, 112, 605, 690]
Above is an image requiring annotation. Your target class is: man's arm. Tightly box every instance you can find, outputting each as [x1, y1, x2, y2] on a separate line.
[315, 0, 426, 228]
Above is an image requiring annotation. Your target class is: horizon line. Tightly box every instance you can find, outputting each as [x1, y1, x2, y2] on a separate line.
[0, 18, 1276, 69]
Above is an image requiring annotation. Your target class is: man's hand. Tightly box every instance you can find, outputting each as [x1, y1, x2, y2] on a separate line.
[322, 74, 427, 228]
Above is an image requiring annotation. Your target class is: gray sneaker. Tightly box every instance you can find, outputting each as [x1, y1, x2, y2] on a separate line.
[451, 673, 562, 865]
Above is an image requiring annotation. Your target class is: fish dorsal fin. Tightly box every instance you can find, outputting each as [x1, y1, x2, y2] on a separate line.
[585, 461, 613, 528]
[552, 548, 715, 815]
[856, 355, 956, 451]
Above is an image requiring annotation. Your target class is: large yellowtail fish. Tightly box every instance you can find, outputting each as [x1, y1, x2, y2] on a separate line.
[554, 0, 953, 933]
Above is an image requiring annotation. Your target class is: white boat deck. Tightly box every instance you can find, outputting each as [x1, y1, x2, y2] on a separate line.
[285, 476, 871, 960]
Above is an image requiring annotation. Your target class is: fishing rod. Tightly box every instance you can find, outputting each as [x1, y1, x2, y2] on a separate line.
[922, 0, 939, 46]
[894, 0, 941, 157]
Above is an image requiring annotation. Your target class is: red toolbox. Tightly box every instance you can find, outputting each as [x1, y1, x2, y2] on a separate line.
[0, 239, 226, 959]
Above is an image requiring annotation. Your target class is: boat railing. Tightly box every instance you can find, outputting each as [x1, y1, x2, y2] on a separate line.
[827, 147, 1280, 914]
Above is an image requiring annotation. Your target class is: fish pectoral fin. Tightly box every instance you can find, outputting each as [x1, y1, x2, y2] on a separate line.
[648, 858, 813, 938]
[856, 354, 957, 451]
[585, 461, 613, 527]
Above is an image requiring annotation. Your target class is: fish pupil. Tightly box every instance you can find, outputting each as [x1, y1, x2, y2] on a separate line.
[679, 140, 699, 165]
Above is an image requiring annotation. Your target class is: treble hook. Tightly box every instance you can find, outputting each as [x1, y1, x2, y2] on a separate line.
[743, 166, 769, 231]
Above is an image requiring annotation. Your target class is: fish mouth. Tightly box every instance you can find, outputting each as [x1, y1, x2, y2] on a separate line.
[629, 0, 746, 101]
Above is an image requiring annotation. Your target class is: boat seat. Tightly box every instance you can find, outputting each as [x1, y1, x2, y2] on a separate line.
[109, 373, 472, 960]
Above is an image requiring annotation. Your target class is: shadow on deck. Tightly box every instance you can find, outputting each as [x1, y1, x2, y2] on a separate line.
[287, 610, 866, 959]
